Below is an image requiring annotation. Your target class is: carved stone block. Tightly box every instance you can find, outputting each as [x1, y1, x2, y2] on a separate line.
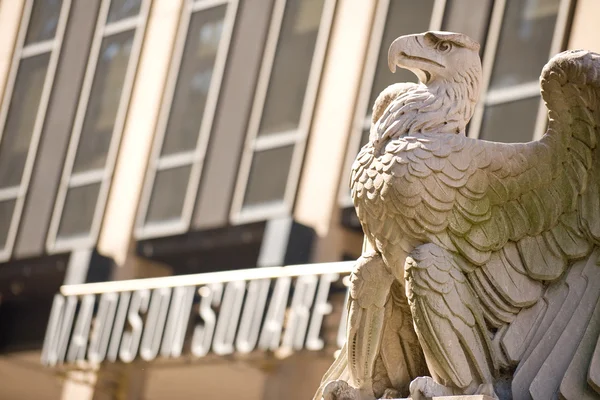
[314, 30, 600, 400]
[432, 396, 496, 400]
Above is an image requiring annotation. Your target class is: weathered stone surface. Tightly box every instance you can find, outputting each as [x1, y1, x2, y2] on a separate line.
[375, 396, 496, 400]
[314, 30, 600, 400]
[432, 397, 495, 400]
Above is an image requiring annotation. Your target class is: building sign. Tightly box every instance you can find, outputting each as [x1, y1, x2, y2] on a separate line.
[41, 262, 353, 366]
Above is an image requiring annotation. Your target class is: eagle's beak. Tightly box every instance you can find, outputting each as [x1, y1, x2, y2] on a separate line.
[388, 58, 396, 73]
[388, 35, 415, 73]
[388, 36, 406, 73]
[387, 34, 446, 84]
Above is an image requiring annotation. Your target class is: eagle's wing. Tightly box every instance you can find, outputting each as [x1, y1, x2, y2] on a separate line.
[443, 50, 600, 300]
[385, 50, 600, 325]
[353, 50, 600, 397]
[379, 279, 428, 393]
[376, 50, 599, 297]
[391, 50, 600, 398]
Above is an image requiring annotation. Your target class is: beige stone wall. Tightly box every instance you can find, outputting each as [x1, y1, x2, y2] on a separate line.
[568, 0, 600, 53]
[60, 1, 183, 399]
[0, 0, 25, 107]
[0, 351, 64, 400]
[294, 0, 374, 238]
[293, 0, 374, 263]
[98, 0, 184, 271]
[140, 353, 334, 400]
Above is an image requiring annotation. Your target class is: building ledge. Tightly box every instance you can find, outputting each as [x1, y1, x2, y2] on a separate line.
[135, 218, 316, 275]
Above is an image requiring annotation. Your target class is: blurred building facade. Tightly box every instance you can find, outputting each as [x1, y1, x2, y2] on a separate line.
[0, 0, 597, 399]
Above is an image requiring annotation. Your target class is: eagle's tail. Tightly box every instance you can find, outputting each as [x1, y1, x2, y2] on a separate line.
[539, 50, 600, 244]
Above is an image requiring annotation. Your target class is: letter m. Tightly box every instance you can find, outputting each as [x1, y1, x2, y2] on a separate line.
[41, 295, 77, 366]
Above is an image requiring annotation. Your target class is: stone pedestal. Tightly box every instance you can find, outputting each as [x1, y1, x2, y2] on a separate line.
[432, 396, 495, 400]
[388, 396, 495, 400]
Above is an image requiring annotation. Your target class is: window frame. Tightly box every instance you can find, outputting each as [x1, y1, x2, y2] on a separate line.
[46, 0, 152, 253]
[338, 0, 445, 208]
[229, 0, 337, 225]
[134, 0, 240, 240]
[0, 0, 72, 261]
[467, 0, 575, 141]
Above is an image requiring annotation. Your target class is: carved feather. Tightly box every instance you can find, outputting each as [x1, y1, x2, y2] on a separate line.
[341, 38, 600, 399]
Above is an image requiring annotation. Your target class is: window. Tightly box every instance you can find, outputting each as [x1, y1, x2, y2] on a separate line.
[339, 0, 440, 207]
[470, 0, 574, 143]
[47, 0, 151, 251]
[135, 0, 239, 239]
[230, 0, 337, 223]
[0, 0, 71, 260]
[340, 0, 573, 206]
[442, 0, 494, 51]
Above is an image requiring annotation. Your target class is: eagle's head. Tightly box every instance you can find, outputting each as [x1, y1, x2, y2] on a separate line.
[388, 31, 482, 90]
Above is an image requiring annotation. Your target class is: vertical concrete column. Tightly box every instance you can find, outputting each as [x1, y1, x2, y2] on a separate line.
[0, 0, 25, 100]
[97, 0, 184, 274]
[261, 353, 336, 400]
[60, 249, 98, 400]
[60, 2, 183, 400]
[61, 371, 97, 400]
[292, 0, 375, 261]
[568, 0, 600, 52]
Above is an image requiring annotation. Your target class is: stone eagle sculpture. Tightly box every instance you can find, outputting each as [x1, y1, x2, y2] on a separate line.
[314, 31, 600, 400]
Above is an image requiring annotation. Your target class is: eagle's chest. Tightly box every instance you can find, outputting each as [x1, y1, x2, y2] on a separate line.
[351, 146, 384, 201]
[350, 138, 432, 242]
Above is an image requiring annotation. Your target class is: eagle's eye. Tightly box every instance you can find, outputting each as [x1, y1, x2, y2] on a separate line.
[435, 41, 452, 53]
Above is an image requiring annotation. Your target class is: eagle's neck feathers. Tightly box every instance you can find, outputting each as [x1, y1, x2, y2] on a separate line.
[373, 65, 479, 147]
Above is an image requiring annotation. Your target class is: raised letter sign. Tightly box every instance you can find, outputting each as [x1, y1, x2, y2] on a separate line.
[161, 286, 195, 358]
[213, 281, 245, 355]
[258, 277, 291, 351]
[107, 292, 131, 362]
[67, 294, 96, 362]
[281, 275, 318, 350]
[41, 295, 77, 366]
[88, 292, 118, 363]
[140, 288, 172, 361]
[119, 289, 150, 363]
[236, 279, 270, 353]
[192, 283, 223, 357]
[306, 274, 338, 351]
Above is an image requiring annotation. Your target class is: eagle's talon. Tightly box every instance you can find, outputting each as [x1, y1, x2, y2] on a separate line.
[322, 381, 358, 400]
[322, 380, 376, 400]
[409, 377, 453, 400]
[475, 383, 498, 399]
[381, 388, 401, 399]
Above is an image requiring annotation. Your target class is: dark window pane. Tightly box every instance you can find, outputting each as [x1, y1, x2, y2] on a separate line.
[0, 200, 16, 250]
[106, 0, 142, 24]
[161, 5, 227, 156]
[489, 0, 559, 90]
[145, 165, 192, 224]
[72, 30, 135, 173]
[368, 0, 435, 110]
[57, 183, 101, 239]
[0, 53, 50, 188]
[359, 127, 370, 149]
[442, 0, 493, 55]
[25, 0, 63, 45]
[243, 145, 295, 207]
[257, 0, 326, 137]
[479, 96, 540, 143]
